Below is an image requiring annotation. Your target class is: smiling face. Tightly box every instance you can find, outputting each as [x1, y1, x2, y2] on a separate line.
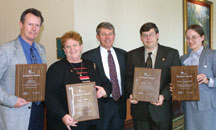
[186, 29, 204, 52]
[96, 28, 115, 50]
[19, 13, 41, 45]
[63, 38, 83, 63]
[140, 28, 159, 51]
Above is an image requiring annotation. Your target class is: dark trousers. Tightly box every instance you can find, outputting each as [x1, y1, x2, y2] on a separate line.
[103, 98, 124, 130]
[28, 102, 44, 130]
[70, 120, 97, 130]
[133, 117, 172, 130]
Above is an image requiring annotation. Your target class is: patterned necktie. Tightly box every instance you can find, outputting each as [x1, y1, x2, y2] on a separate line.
[30, 46, 40, 105]
[30, 46, 37, 64]
[108, 50, 121, 101]
[145, 52, 152, 68]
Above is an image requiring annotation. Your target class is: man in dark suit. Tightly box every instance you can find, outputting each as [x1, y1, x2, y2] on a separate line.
[82, 22, 127, 130]
[126, 22, 181, 130]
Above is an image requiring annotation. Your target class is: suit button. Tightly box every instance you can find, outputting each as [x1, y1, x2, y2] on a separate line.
[28, 106, 31, 109]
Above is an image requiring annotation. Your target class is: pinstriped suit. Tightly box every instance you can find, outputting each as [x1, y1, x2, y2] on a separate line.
[0, 38, 46, 130]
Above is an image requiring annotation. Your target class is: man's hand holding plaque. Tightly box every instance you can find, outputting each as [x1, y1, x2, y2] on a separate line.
[171, 66, 199, 101]
[132, 67, 161, 103]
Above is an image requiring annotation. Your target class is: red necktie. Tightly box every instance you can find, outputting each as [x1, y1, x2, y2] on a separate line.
[108, 50, 121, 101]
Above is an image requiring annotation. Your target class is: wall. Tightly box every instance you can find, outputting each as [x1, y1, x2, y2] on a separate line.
[74, 0, 216, 56]
[74, 0, 183, 53]
[0, 0, 74, 66]
[0, 0, 216, 66]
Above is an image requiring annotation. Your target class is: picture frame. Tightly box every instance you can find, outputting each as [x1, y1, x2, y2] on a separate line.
[56, 37, 66, 59]
[183, 0, 213, 54]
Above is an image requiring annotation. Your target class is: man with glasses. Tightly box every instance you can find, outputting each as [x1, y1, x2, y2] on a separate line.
[126, 22, 181, 130]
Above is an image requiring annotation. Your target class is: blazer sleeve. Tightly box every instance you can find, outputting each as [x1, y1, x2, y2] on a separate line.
[208, 50, 216, 88]
[35, 43, 47, 64]
[125, 52, 135, 98]
[91, 62, 112, 99]
[161, 49, 181, 101]
[0, 46, 17, 107]
[45, 63, 68, 119]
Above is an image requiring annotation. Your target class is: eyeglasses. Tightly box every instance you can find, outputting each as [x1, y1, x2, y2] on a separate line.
[64, 44, 80, 49]
[142, 33, 156, 39]
[185, 35, 200, 41]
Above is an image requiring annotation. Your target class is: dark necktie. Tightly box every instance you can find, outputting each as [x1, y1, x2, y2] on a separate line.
[145, 52, 152, 68]
[30, 46, 37, 64]
[30, 46, 40, 105]
[108, 50, 121, 101]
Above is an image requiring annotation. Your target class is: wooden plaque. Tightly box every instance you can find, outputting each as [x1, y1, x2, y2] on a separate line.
[171, 66, 199, 101]
[132, 67, 161, 102]
[66, 82, 99, 122]
[15, 64, 47, 102]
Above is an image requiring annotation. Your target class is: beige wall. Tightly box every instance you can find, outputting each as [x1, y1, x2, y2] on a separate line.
[74, 0, 216, 56]
[0, 0, 74, 66]
[0, 0, 216, 66]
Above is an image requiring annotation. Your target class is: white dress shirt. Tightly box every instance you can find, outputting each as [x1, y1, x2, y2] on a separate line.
[100, 46, 122, 95]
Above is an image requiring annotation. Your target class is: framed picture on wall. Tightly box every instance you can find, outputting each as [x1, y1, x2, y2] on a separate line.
[183, 0, 213, 54]
[56, 38, 66, 59]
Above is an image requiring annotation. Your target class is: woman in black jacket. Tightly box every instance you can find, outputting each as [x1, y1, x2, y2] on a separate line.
[45, 31, 111, 130]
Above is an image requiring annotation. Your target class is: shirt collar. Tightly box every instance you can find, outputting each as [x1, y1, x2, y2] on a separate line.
[19, 35, 36, 49]
[189, 46, 203, 57]
[100, 45, 114, 54]
[145, 45, 158, 57]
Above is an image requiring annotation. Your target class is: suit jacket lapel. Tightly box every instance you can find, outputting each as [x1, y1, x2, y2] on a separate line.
[14, 38, 27, 64]
[35, 43, 47, 63]
[113, 47, 127, 95]
[95, 46, 107, 76]
[198, 48, 207, 70]
[155, 45, 167, 69]
[137, 47, 145, 67]
[114, 48, 124, 73]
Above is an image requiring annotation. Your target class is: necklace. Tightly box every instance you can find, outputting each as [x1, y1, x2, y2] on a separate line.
[69, 62, 83, 77]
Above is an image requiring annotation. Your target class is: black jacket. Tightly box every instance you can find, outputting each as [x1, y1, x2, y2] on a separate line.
[45, 58, 111, 130]
[126, 44, 181, 121]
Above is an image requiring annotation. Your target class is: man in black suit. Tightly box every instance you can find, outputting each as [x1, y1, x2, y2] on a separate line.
[126, 22, 181, 130]
[82, 22, 127, 130]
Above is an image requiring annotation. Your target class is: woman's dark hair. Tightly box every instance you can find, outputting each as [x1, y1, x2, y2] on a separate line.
[186, 24, 205, 37]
